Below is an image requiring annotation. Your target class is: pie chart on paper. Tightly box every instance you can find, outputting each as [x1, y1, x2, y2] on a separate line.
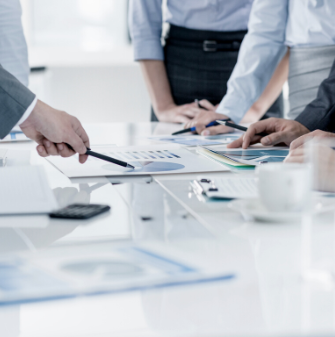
[102, 161, 185, 173]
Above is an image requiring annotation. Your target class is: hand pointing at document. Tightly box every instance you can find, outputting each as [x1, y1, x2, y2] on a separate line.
[20, 100, 90, 164]
[227, 118, 309, 149]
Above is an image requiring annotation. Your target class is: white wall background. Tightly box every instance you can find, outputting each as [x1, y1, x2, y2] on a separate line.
[21, 0, 151, 123]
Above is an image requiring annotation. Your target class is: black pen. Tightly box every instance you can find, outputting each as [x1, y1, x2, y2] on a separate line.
[86, 149, 135, 169]
[216, 121, 268, 137]
[65, 144, 135, 169]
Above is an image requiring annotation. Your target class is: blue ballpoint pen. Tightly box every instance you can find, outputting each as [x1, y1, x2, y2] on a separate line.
[172, 119, 231, 135]
[172, 100, 231, 135]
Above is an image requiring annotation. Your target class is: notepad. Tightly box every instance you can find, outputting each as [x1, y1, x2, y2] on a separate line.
[0, 131, 31, 143]
[0, 166, 58, 214]
[194, 177, 258, 199]
[198, 146, 289, 168]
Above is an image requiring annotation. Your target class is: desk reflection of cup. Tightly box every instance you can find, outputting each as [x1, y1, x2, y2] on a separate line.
[256, 163, 311, 212]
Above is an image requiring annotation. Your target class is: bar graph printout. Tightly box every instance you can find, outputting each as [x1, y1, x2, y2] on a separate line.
[47, 145, 228, 178]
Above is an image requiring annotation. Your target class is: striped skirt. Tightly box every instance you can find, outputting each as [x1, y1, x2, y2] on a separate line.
[151, 24, 284, 121]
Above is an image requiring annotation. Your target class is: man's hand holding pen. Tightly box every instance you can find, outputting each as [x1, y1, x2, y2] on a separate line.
[227, 118, 310, 149]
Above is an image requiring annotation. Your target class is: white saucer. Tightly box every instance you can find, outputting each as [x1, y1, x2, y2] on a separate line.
[229, 197, 335, 223]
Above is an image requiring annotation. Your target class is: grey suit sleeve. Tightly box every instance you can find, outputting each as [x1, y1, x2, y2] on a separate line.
[0, 64, 36, 138]
[295, 59, 335, 132]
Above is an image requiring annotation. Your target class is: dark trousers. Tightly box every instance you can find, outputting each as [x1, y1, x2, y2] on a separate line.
[151, 24, 283, 122]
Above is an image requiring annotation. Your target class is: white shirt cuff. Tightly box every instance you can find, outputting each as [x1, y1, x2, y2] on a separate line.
[16, 96, 38, 126]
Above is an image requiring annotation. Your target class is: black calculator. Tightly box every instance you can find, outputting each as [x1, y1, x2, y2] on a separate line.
[49, 204, 111, 220]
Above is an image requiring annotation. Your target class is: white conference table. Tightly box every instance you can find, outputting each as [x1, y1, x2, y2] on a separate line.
[0, 122, 335, 337]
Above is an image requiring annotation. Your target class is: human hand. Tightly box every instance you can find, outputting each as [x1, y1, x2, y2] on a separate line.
[184, 100, 232, 135]
[20, 100, 90, 163]
[285, 130, 335, 162]
[227, 118, 309, 149]
[285, 142, 335, 192]
[285, 131, 335, 191]
[289, 130, 335, 151]
[156, 102, 203, 124]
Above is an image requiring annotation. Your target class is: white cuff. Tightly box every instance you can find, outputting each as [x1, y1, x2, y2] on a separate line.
[17, 96, 38, 126]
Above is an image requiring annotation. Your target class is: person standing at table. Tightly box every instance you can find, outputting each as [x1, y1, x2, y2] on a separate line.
[129, 0, 286, 125]
[189, 0, 335, 135]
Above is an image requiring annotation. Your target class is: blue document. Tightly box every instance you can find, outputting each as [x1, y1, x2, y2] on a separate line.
[149, 135, 240, 147]
[0, 243, 235, 306]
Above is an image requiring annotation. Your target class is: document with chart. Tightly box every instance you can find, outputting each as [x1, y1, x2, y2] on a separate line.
[198, 146, 290, 168]
[0, 242, 235, 306]
[148, 133, 242, 146]
[47, 144, 228, 178]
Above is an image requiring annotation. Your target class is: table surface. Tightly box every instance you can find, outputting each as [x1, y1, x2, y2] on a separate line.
[0, 122, 334, 337]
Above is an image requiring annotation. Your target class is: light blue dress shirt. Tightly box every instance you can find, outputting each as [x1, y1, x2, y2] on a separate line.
[217, 0, 335, 123]
[129, 0, 254, 61]
[0, 0, 29, 86]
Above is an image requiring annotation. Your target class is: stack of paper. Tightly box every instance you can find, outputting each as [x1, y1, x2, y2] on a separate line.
[193, 177, 258, 199]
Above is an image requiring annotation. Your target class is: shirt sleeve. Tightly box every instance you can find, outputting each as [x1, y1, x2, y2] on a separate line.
[128, 0, 164, 61]
[295, 59, 335, 132]
[16, 96, 37, 126]
[216, 0, 289, 123]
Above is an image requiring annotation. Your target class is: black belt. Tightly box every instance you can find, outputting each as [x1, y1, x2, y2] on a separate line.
[203, 40, 241, 52]
[166, 39, 242, 52]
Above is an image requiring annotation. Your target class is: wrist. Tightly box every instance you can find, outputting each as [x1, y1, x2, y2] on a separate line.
[21, 100, 44, 127]
[297, 122, 310, 135]
[17, 97, 38, 127]
[154, 102, 176, 116]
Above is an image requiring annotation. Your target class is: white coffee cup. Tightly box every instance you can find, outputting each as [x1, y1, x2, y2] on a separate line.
[256, 163, 312, 213]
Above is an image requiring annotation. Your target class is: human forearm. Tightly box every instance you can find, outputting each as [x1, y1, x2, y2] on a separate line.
[217, 0, 288, 123]
[139, 60, 202, 123]
[241, 49, 289, 123]
[140, 60, 175, 115]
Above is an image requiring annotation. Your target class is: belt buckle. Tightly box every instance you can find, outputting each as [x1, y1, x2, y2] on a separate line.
[232, 41, 241, 50]
[203, 40, 217, 52]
